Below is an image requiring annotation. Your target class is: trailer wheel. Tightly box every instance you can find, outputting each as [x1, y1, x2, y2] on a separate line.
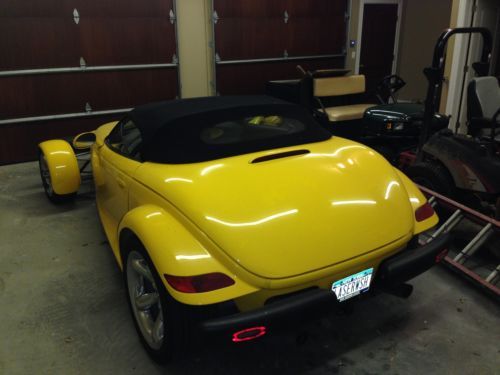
[406, 162, 455, 197]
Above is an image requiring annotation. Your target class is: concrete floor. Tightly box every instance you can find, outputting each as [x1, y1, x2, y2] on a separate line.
[0, 161, 499, 375]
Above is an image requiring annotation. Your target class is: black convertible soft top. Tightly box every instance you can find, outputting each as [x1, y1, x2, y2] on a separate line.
[129, 96, 296, 142]
[126, 95, 331, 164]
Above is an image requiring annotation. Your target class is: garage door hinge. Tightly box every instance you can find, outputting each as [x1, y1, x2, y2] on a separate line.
[344, 12, 350, 21]
[284, 10, 289, 24]
[79, 57, 87, 69]
[73, 8, 80, 25]
[85, 102, 92, 113]
[213, 10, 219, 24]
[215, 53, 221, 63]
[172, 54, 178, 64]
[169, 9, 176, 24]
[283, 49, 289, 59]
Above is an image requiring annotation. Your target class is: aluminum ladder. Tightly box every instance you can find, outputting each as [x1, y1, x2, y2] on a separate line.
[419, 185, 500, 297]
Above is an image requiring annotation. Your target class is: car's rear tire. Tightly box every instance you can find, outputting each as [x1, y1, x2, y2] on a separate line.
[38, 150, 76, 204]
[123, 238, 191, 364]
[372, 145, 397, 164]
[405, 161, 455, 197]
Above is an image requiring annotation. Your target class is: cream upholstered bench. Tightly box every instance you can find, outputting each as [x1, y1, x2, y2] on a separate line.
[313, 75, 376, 122]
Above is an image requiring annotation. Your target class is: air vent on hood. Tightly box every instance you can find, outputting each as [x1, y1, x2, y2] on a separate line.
[251, 149, 310, 164]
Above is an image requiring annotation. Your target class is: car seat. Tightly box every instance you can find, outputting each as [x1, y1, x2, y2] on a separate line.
[467, 76, 500, 140]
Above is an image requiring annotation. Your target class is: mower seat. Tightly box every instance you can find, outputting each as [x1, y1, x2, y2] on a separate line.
[467, 76, 500, 138]
[313, 75, 376, 122]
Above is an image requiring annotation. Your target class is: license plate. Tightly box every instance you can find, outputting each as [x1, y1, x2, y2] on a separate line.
[331, 268, 373, 302]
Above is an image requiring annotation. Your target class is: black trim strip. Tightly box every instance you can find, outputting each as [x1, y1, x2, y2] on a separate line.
[251, 149, 310, 164]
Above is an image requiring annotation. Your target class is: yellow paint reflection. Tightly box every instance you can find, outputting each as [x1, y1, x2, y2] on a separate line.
[332, 200, 377, 206]
[201, 163, 224, 176]
[306, 145, 366, 158]
[145, 212, 161, 219]
[206, 209, 298, 227]
[164, 177, 193, 183]
[384, 181, 400, 200]
[175, 254, 211, 260]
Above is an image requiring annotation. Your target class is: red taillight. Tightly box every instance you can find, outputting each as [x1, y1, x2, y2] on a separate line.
[232, 326, 267, 342]
[415, 202, 435, 222]
[164, 272, 235, 293]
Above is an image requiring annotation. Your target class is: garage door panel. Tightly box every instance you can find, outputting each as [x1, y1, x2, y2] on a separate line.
[0, 19, 81, 70]
[79, 18, 176, 65]
[0, 19, 176, 70]
[0, 1, 178, 165]
[68, 0, 172, 17]
[0, 69, 178, 119]
[0, 0, 63, 17]
[0, 114, 123, 165]
[0, 0, 171, 17]
[214, 0, 347, 94]
[215, 0, 286, 18]
[216, 58, 344, 95]
[286, 16, 345, 56]
[285, 0, 346, 16]
[216, 20, 286, 60]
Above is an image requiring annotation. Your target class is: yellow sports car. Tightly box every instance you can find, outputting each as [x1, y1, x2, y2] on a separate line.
[38, 96, 450, 363]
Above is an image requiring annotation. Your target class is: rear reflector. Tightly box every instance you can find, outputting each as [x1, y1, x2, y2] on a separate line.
[164, 272, 235, 293]
[415, 202, 435, 222]
[232, 326, 267, 342]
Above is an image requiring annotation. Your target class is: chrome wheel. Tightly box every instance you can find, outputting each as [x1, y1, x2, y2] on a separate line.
[39, 153, 53, 195]
[126, 251, 164, 350]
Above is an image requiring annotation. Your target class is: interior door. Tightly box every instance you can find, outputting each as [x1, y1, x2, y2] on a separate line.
[359, 3, 399, 93]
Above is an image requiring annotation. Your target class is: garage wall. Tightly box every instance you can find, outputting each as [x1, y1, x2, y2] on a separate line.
[176, 0, 215, 98]
[213, 0, 348, 94]
[0, 0, 179, 165]
[396, 0, 453, 101]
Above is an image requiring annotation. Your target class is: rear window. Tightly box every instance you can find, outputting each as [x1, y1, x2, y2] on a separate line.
[142, 106, 331, 164]
[200, 116, 304, 145]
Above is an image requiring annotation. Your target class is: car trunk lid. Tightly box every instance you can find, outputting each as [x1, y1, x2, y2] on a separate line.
[136, 139, 414, 279]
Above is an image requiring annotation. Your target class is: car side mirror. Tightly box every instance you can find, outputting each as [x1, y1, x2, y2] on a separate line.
[72, 132, 96, 150]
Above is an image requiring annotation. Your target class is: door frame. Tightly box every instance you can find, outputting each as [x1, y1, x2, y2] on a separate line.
[354, 0, 403, 75]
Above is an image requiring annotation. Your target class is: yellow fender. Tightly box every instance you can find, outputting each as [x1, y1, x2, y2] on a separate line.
[117, 204, 257, 305]
[39, 140, 81, 195]
[395, 169, 439, 234]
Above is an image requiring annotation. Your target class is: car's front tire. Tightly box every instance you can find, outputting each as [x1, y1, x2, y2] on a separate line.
[123, 238, 190, 364]
[38, 150, 76, 204]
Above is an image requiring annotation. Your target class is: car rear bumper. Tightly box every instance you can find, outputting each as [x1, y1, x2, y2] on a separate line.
[200, 233, 451, 333]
